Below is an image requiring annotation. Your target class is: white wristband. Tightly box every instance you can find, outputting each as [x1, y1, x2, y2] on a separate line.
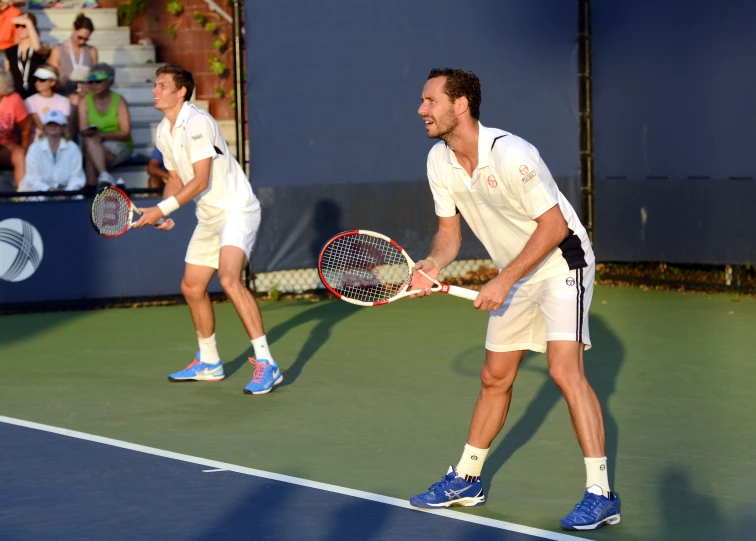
[157, 196, 180, 216]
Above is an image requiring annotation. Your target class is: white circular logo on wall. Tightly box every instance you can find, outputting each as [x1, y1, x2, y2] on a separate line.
[0, 218, 44, 282]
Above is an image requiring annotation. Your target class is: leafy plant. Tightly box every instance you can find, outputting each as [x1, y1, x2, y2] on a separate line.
[166, 1, 184, 16]
[208, 54, 226, 76]
[167, 23, 176, 39]
[117, 0, 147, 27]
[268, 284, 282, 302]
[214, 87, 225, 98]
[193, 11, 207, 26]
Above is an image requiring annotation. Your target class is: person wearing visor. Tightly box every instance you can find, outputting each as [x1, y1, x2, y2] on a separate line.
[25, 64, 70, 141]
[0, 68, 29, 188]
[18, 108, 84, 194]
[4, 12, 50, 99]
[78, 62, 132, 188]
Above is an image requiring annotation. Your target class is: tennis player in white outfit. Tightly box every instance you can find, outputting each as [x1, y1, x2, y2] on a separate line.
[133, 64, 282, 395]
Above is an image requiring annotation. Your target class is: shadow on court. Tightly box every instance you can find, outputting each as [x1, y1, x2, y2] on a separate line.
[481, 315, 623, 494]
[221, 301, 360, 383]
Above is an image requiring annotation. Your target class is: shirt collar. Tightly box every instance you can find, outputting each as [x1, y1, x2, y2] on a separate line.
[173, 101, 192, 129]
[43, 137, 70, 153]
[444, 122, 493, 168]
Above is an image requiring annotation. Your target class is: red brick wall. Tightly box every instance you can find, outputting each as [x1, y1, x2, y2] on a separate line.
[99, 0, 241, 120]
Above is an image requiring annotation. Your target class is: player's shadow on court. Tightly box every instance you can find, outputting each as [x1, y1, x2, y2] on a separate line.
[481, 314, 622, 496]
[222, 301, 360, 382]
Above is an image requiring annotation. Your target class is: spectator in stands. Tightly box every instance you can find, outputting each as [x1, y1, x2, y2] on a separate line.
[147, 146, 168, 191]
[4, 12, 50, 99]
[18, 109, 84, 193]
[25, 65, 71, 141]
[0, 1, 22, 55]
[0, 68, 30, 188]
[48, 14, 97, 98]
[78, 62, 132, 188]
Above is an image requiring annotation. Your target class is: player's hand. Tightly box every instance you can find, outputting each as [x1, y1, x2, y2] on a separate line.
[154, 218, 175, 231]
[473, 273, 513, 312]
[133, 206, 165, 228]
[409, 259, 439, 299]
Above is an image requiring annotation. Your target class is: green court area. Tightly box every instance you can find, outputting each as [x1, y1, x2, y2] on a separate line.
[1, 286, 754, 540]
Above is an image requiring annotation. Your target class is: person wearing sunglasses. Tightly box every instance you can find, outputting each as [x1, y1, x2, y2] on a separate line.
[48, 14, 97, 98]
[24, 65, 71, 142]
[4, 12, 50, 99]
[78, 62, 132, 188]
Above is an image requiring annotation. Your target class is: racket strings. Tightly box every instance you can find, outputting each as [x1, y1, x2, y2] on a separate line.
[91, 190, 130, 236]
[320, 234, 411, 303]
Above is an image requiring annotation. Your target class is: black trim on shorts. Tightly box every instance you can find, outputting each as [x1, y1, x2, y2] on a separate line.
[491, 135, 507, 150]
[559, 228, 587, 270]
[576, 268, 585, 342]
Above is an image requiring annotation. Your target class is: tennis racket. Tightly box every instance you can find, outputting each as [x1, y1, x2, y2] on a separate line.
[90, 186, 164, 238]
[318, 230, 479, 306]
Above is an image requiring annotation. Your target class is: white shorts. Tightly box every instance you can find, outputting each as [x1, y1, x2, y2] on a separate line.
[185, 210, 261, 269]
[485, 263, 595, 353]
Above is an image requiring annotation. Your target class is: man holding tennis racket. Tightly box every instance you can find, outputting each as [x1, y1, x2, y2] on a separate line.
[131, 64, 282, 395]
[408, 68, 620, 531]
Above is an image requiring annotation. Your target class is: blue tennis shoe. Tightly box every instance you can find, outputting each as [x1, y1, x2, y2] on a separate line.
[560, 487, 621, 530]
[243, 358, 283, 394]
[409, 466, 486, 509]
[168, 352, 225, 382]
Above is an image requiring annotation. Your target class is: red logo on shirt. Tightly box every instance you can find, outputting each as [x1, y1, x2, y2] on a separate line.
[519, 165, 529, 175]
[487, 175, 497, 188]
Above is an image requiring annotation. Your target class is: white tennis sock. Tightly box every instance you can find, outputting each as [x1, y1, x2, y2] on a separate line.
[198, 333, 220, 365]
[585, 456, 610, 497]
[251, 335, 273, 362]
[455, 444, 489, 482]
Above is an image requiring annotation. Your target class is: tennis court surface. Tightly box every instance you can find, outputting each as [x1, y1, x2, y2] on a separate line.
[1, 286, 754, 540]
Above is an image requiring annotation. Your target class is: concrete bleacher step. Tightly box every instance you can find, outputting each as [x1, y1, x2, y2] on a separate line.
[31, 8, 118, 31]
[40, 27, 130, 47]
[112, 84, 158, 105]
[115, 64, 165, 84]
[94, 45, 156, 66]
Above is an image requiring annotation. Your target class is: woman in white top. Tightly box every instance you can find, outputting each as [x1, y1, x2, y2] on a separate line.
[24, 65, 71, 141]
[18, 108, 85, 194]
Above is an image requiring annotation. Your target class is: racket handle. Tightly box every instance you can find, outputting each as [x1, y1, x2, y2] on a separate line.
[446, 284, 479, 301]
[156, 218, 165, 225]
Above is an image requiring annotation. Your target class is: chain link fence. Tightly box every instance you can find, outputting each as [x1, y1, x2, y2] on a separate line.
[249, 260, 756, 299]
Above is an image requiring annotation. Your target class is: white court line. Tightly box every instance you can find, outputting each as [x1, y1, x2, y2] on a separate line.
[0, 415, 580, 541]
[202, 468, 228, 473]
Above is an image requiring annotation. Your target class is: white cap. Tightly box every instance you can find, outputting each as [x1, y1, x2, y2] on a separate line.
[43, 109, 67, 126]
[33, 67, 57, 81]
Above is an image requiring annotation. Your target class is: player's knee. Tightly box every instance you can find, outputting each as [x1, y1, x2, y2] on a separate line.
[548, 363, 582, 390]
[180, 278, 205, 301]
[218, 272, 241, 294]
[480, 364, 515, 392]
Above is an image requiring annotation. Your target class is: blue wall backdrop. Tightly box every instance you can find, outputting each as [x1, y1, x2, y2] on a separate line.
[244, 0, 580, 272]
[592, 0, 756, 263]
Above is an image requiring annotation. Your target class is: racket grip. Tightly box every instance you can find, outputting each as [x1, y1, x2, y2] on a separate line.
[447, 285, 479, 301]
[156, 218, 165, 225]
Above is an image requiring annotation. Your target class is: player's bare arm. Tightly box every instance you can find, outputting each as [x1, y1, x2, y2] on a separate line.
[473, 204, 569, 311]
[410, 214, 462, 298]
[134, 157, 212, 228]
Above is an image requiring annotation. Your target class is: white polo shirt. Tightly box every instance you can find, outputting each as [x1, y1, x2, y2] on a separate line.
[427, 123, 594, 285]
[156, 102, 260, 222]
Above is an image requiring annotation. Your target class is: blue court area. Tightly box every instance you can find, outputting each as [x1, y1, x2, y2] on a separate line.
[0, 421, 577, 541]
